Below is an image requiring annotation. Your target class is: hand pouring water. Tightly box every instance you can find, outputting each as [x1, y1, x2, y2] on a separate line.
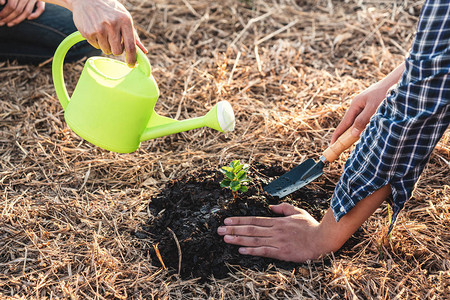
[52, 32, 235, 153]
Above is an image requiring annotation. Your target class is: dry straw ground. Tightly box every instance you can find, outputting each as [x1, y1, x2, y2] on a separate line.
[1, 0, 449, 298]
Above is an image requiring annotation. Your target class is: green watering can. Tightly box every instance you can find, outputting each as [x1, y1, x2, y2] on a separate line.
[52, 32, 235, 153]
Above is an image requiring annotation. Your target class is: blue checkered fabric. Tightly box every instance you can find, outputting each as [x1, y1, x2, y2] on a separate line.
[331, 0, 450, 232]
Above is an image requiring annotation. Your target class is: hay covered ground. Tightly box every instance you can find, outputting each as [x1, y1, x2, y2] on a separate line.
[1, 0, 449, 298]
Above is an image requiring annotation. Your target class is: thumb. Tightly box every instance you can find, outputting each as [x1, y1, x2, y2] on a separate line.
[270, 203, 301, 216]
[352, 107, 374, 137]
[135, 32, 148, 54]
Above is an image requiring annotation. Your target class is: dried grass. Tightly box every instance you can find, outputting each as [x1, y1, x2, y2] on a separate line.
[1, 0, 448, 298]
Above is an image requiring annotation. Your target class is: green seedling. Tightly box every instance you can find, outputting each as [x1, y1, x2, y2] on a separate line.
[220, 160, 251, 200]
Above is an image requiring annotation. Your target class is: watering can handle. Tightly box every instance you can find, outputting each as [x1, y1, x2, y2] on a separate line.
[52, 31, 151, 109]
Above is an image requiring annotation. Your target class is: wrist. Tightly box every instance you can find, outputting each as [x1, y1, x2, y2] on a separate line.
[375, 62, 405, 92]
[54, 0, 76, 11]
[66, 0, 76, 10]
[369, 79, 393, 95]
[305, 222, 334, 260]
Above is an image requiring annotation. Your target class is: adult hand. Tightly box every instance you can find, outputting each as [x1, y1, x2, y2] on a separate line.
[69, 0, 147, 67]
[331, 62, 406, 144]
[217, 186, 391, 262]
[0, 0, 46, 27]
[217, 203, 323, 262]
[331, 82, 388, 144]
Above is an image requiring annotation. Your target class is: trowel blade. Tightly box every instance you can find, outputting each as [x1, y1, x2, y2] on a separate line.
[263, 159, 325, 198]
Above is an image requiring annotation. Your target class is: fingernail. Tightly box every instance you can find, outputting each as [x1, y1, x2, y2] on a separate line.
[224, 235, 234, 242]
[0, 23, 4, 26]
[217, 227, 226, 234]
[239, 248, 248, 254]
[352, 127, 361, 137]
[224, 218, 233, 225]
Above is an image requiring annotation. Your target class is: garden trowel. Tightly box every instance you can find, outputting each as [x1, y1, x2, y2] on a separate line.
[264, 127, 359, 198]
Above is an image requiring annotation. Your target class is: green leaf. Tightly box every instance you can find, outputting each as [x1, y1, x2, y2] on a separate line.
[230, 160, 240, 168]
[225, 171, 235, 180]
[239, 186, 248, 192]
[234, 164, 243, 173]
[220, 179, 231, 187]
[230, 181, 240, 191]
[221, 166, 233, 172]
[236, 170, 246, 180]
[219, 161, 253, 192]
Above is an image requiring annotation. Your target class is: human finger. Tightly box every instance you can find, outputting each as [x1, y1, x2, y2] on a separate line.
[135, 32, 148, 54]
[2, 0, 27, 25]
[109, 29, 123, 56]
[0, 0, 18, 22]
[96, 32, 112, 55]
[27, 1, 45, 20]
[223, 234, 273, 247]
[84, 34, 100, 50]
[223, 216, 275, 227]
[331, 100, 364, 144]
[7, 0, 35, 26]
[269, 203, 303, 216]
[0, 0, 5, 6]
[217, 225, 273, 237]
[121, 24, 137, 67]
[238, 246, 281, 260]
[352, 98, 381, 136]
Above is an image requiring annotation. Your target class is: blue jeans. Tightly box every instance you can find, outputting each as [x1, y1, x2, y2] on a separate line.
[0, 3, 100, 64]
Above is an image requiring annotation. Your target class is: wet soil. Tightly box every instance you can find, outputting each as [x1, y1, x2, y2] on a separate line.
[136, 163, 360, 280]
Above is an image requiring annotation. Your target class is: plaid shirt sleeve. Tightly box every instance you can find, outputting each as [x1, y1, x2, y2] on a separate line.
[331, 0, 450, 232]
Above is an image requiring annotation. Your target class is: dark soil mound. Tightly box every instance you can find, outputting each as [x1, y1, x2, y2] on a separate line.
[137, 163, 357, 280]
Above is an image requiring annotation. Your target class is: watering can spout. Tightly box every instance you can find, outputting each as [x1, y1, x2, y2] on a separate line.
[140, 101, 235, 142]
[204, 100, 235, 132]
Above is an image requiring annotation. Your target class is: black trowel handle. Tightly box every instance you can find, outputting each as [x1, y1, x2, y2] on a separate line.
[323, 127, 360, 162]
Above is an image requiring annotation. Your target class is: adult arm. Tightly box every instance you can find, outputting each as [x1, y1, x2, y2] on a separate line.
[217, 185, 390, 262]
[219, 0, 450, 263]
[217, 62, 405, 262]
